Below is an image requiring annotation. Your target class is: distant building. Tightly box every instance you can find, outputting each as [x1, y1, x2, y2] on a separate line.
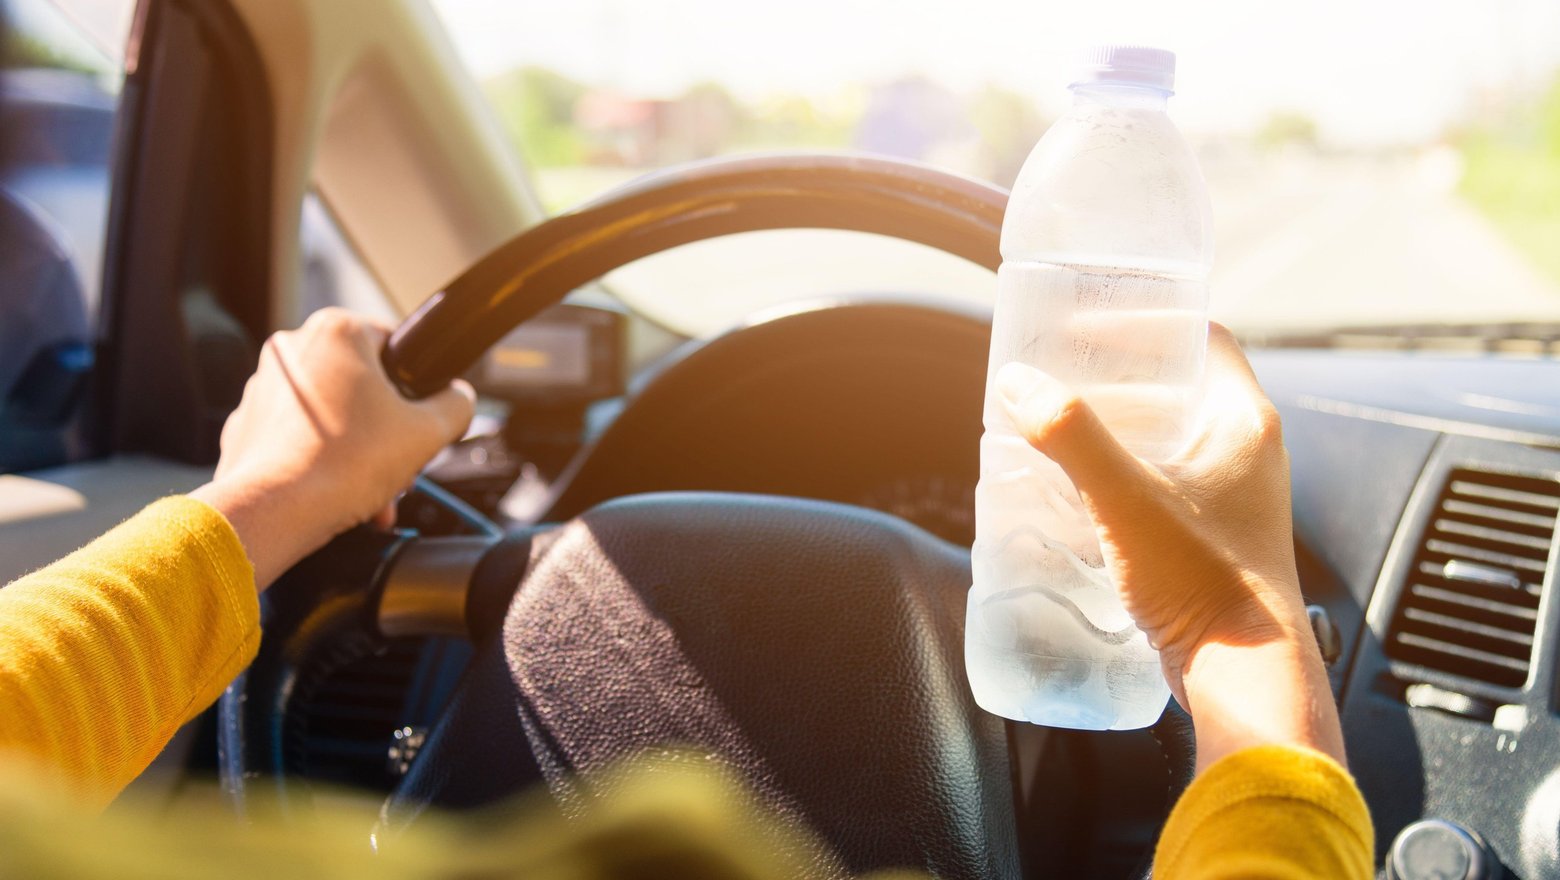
[574, 87, 740, 166]
[574, 91, 659, 165]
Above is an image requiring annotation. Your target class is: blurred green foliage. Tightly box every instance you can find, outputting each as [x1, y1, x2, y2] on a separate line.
[2, 31, 97, 74]
[732, 93, 854, 151]
[1460, 77, 1560, 285]
[1256, 111, 1319, 151]
[483, 66, 591, 167]
[480, 65, 1047, 212]
[968, 84, 1046, 187]
[483, 68, 855, 169]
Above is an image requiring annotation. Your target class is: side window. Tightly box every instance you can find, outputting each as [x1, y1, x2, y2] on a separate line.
[294, 192, 398, 326]
[0, 0, 132, 473]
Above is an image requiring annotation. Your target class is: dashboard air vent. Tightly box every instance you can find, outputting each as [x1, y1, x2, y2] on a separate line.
[286, 638, 425, 791]
[1385, 468, 1559, 689]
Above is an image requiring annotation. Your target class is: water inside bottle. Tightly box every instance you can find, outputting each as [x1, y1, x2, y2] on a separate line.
[966, 260, 1206, 729]
[983, 260, 1208, 460]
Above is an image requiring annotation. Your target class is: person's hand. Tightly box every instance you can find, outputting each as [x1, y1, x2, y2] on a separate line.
[190, 308, 475, 590]
[998, 323, 1344, 768]
[996, 322, 1300, 693]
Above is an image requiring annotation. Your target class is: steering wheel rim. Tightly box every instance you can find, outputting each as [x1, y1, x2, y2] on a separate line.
[382, 153, 1006, 398]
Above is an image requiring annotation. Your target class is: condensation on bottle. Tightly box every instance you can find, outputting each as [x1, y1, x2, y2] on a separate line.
[965, 46, 1214, 730]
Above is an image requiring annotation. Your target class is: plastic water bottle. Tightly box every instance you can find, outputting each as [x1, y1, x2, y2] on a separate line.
[965, 46, 1213, 730]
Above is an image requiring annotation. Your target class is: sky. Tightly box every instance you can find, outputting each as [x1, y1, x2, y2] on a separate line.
[433, 0, 1560, 148]
[22, 0, 1560, 149]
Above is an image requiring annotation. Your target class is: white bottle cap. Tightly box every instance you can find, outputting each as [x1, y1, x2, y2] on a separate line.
[1070, 45, 1176, 94]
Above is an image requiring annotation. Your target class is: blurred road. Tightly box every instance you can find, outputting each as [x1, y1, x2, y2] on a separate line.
[536, 154, 1560, 337]
[1206, 152, 1560, 332]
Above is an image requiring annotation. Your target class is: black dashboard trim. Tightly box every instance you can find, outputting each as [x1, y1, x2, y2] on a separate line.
[1343, 434, 1560, 874]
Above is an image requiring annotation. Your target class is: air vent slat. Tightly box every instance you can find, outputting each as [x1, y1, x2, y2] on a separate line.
[1393, 632, 1533, 674]
[299, 737, 398, 759]
[1424, 540, 1548, 573]
[1433, 519, 1554, 553]
[1407, 584, 1540, 623]
[1415, 563, 1543, 603]
[306, 682, 410, 702]
[1442, 499, 1557, 533]
[1400, 608, 1533, 651]
[1449, 480, 1560, 512]
[1387, 468, 1559, 690]
[299, 703, 411, 723]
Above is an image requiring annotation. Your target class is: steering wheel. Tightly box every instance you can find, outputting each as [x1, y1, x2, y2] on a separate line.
[218, 154, 1192, 879]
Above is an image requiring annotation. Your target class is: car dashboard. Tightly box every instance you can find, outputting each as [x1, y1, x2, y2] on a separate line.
[295, 300, 1560, 877]
[1259, 349, 1560, 877]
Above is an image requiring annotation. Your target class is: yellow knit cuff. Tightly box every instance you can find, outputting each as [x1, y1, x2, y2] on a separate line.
[1156, 744, 1374, 876]
[145, 495, 261, 726]
[158, 495, 258, 629]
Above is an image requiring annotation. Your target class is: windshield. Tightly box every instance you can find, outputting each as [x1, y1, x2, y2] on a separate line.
[433, 0, 1560, 339]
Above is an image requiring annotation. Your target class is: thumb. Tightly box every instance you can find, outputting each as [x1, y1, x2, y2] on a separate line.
[996, 362, 1156, 507]
[416, 378, 477, 442]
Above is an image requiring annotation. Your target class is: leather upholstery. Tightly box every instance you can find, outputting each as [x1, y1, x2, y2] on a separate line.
[386, 492, 1019, 879]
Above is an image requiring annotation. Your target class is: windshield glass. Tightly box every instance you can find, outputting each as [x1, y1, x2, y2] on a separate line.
[433, 0, 1560, 339]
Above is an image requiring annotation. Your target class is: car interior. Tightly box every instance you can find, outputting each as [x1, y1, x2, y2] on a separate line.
[2, 0, 1559, 877]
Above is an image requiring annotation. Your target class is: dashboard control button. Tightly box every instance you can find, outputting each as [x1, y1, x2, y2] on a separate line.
[1387, 819, 1500, 880]
[1306, 603, 1342, 666]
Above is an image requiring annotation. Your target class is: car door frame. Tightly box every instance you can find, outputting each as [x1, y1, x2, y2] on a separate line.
[93, 0, 275, 466]
[0, 0, 275, 587]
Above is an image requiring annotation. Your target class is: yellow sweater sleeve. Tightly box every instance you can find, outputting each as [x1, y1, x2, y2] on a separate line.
[1154, 744, 1375, 879]
[0, 496, 259, 809]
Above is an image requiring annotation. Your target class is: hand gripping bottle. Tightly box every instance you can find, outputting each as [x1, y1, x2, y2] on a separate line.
[965, 46, 1213, 730]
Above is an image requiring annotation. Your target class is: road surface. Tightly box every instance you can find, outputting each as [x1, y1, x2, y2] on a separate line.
[1206, 153, 1560, 333]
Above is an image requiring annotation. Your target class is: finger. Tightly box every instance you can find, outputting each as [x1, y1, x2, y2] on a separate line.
[357, 321, 390, 347]
[417, 379, 477, 440]
[297, 308, 379, 367]
[262, 329, 292, 364]
[339, 316, 388, 364]
[996, 362, 1157, 507]
[371, 500, 398, 531]
[1204, 322, 1264, 396]
[357, 329, 390, 378]
[1196, 323, 1281, 442]
[300, 306, 357, 340]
